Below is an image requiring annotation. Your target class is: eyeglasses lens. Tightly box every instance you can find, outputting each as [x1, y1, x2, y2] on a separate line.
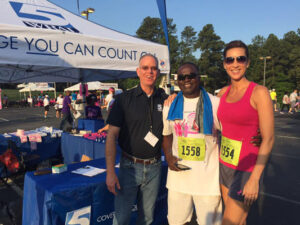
[178, 73, 197, 81]
[225, 56, 247, 64]
[141, 66, 158, 71]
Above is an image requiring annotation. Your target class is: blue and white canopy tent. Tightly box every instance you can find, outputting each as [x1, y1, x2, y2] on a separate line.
[0, 0, 170, 83]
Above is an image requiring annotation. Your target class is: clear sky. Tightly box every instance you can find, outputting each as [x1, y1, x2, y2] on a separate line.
[50, 0, 300, 45]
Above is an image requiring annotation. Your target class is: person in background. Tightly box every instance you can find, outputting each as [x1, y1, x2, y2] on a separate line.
[270, 89, 278, 111]
[56, 94, 64, 118]
[32, 96, 37, 107]
[297, 91, 300, 111]
[98, 92, 116, 134]
[3, 94, 8, 108]
[43, 95, 50, 118]
[60, 91, 77, 131]
[27, 96, 33, 107]
[85, 93, 103, 120]
[98, 90, 104, 106]
[105, 54, 167, 225]
[162, 62, 222, 225]
[71, 91, 77, 103]
[74, 92, 85, 122]
[288, 89, 298, 114]
[104, 87, 115, 110]
[217, 40, 274, 225]
[280, 92, 290, 114]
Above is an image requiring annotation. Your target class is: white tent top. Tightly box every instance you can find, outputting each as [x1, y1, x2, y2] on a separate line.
[19, 82, 55, 92]
[64, 81, 118, 92]
[17, 83, 27, 88]
[0, 0, 170, 83]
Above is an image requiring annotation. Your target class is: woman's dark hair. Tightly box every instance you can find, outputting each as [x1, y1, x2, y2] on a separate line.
[223, 40, 249, 59]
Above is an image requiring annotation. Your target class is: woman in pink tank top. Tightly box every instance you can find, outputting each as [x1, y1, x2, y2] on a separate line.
[217, 41, 274, 225]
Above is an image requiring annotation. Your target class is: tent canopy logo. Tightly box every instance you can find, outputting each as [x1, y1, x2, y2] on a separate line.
[9, 1, 80, 33]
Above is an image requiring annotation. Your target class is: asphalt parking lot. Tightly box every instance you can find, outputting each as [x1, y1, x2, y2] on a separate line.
[0, 106, 299, 225]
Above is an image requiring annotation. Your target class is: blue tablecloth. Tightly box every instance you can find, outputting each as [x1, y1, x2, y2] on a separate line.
[0, 133, 61, 166]
[61, 133, 111, 164]
[77, 119, 105, 133]
[22, 158, 168, 225]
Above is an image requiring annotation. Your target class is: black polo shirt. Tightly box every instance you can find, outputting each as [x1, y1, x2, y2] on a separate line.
[107, 85, 168, 159]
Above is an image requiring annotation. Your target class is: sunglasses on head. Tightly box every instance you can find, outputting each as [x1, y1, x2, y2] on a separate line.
[177, 73, 197, 81]
[224, 56, 247, 64]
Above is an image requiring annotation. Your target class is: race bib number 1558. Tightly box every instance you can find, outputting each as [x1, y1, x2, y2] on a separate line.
[178, 137, 206, 161]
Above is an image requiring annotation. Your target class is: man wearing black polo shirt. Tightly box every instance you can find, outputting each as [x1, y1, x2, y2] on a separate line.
[106, 54, 167, 225]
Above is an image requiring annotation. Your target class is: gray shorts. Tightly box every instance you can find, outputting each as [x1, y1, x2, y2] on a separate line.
[219, 163, 262, 202]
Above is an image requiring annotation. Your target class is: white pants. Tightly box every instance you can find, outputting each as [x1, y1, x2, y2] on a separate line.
[167, 189, 222, 225]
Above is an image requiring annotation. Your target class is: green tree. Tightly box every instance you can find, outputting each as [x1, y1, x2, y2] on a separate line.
[194, 24, 225, 91]
[283, 31, 300, 89]
[247, 35, 266, 84]
[136, 16, 180, 73]
[178, 26, 197, 64]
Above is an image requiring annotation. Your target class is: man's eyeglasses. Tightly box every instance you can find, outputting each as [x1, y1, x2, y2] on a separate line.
[177, 73, 197, 81]
[140, 66, 158, 71]
[224, 56, 247, 64]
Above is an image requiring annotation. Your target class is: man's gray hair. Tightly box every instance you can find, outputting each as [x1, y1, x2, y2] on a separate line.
[139, 53, 159, 67]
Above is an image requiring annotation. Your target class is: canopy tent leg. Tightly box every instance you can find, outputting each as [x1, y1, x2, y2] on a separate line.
[54, 82, 57, 99]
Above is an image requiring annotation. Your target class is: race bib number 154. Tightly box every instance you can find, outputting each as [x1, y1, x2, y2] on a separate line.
[178, 137, 206, 161]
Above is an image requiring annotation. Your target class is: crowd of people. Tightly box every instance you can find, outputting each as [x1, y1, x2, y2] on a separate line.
[281, 89, 299, 114]
[270, 88, 300, 114]
[105, 41, 275, 225]
[58, 89, 117, 131]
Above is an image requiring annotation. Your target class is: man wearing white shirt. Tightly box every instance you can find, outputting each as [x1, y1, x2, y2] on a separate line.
[162, 63, 222, 225]
[43, 95, 50, 118]
[288, 89, 298, 114]
[104, 87, 115, 110]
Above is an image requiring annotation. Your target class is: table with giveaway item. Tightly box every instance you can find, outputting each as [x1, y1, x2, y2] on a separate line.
[61, 131, 120, 164]
[0, 127, 62, 167]
[22, 157, 168, 225]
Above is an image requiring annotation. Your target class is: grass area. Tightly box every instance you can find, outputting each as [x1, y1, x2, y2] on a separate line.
[1, 89, 61, 101]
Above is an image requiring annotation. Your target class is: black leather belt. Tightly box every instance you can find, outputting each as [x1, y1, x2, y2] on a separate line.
[122, 152, 160, 165]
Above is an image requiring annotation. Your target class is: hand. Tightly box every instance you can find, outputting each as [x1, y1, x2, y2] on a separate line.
[106, 172, 121, 195]
[98, 128, 103, 134]
[242, 178, 259, 206]
[251, 129, 262, 147]
[164, 94, 177, 106]
[166, 155, 181, 171]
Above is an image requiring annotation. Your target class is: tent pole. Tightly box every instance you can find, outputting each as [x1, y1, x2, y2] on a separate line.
[166, 72, 171, 95]
[54, 82, 57, 99]
[79, 69, 86, 103]
[79, 68, 86, 119]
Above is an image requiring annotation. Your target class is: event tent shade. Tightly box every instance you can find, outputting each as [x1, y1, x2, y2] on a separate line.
[64, 81, 118, 92]
[0, 0, 170, 83]
[19, 85, 55, 92]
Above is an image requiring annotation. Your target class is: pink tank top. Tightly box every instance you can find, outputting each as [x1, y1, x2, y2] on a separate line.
[217, 82, 259, 172]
